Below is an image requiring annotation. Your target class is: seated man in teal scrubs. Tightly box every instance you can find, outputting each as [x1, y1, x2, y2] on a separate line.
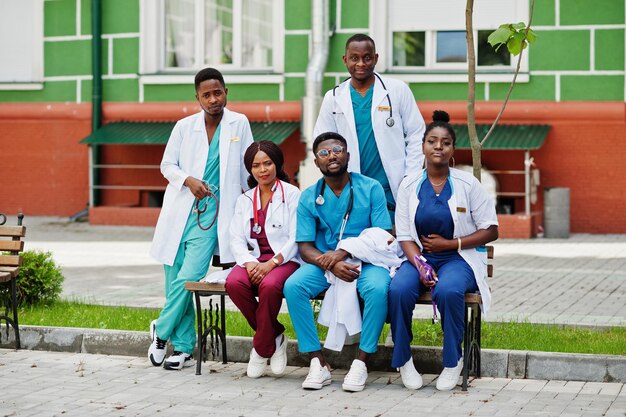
[283, 132, 392, 392]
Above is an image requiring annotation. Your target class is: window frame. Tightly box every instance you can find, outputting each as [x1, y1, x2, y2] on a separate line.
[370, 0, 529, 83]
[140, 0, 284, 75]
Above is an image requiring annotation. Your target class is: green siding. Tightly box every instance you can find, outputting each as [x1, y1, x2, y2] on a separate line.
[285, 0, 311, 30]
[284, 77, 305, 101]
[113, 37, 140, 74]
[322, 76, 337, 93]
[530, 31, 589, 71]
[45, 39, 108, 76]
[409, 83, 485, 101]
[81, 79, 92, 103]
[490, 75, 556, 101]
[103, 79, 139, 101]
[0, 81, 76, 102]
[285, 35, 310, 73]
[561, 75, 624, 100]
[44, 0, 76, 37]
[532, 0, 555, 26]
[560, 0, 624, 25]
[327, 33, 353, 73]
[227, 84, 280, 101]
[81, 0, 140, 35]
[595, 29, 625, 71]
[144, 84, 196, 102]
[341, 0, 368, 28]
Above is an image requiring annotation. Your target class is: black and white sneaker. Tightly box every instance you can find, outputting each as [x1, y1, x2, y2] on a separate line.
[148, 320, 167, 366]
[163, 351, 193, 370]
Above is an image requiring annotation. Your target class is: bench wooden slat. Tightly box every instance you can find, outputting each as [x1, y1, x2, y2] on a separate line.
[487, 245, 494, 259]
[487, 264, 493, 277]
[0, 240, 24, 251]
[0, 271, 11, 283]
[0, 255, 22, 267]
[0, 226, 26, 238]
[0, 266, 19, 277]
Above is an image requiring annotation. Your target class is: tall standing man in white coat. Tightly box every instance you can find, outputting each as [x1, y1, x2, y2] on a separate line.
[149, 68, 253, 370]
[313, 34, 426, 219]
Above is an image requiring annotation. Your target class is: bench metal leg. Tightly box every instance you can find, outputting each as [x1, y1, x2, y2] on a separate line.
[220, 294, 227, 364]
[11, 277, 19, 349]
[193, 292, 204, 375]
[462, 305, 470, 391]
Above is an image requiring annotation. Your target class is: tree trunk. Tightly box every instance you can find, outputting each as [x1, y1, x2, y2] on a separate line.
[465, 0, 481, 181]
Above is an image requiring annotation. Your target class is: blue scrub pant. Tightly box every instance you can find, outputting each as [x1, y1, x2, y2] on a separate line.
[283, 262, 391, 354]
[156, 237, 217, 354]
[388, 256, 477, 368]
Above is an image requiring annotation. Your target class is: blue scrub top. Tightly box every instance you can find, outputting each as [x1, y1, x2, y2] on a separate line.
[350, 84, 395, 210]
[415, 178, 458, 259]
[296, 172, 391, 253]
[182, 124, 221, 241]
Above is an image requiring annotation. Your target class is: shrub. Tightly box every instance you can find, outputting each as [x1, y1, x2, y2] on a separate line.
[12, 250, 64, 306]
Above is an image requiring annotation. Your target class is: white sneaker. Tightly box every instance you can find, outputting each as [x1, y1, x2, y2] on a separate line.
[270, 334, 288, 375]
[247, 348, 267, 378]
[436, 358, 463, 391]
[302, 358, 332, 390]
[148, 320, 167, 366]
[398, 358, 423, 390]
[342, 359, 368, 392]
[163, 351, 193, 370]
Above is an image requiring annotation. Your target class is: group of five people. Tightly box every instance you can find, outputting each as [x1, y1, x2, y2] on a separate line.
[148, 34, 499, 393]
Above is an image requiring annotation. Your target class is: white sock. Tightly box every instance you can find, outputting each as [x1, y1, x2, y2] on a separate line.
[275, 334, 283, 350]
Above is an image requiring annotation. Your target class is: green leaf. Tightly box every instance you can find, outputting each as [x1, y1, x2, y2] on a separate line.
[507, 32, 526, 55]
[512, 22, 526, 30]
[488, 27, 513, 47]
[526, 28, 538, 43]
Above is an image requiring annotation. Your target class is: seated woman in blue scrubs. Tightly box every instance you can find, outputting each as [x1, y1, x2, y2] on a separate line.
[388, 110, 498, 391]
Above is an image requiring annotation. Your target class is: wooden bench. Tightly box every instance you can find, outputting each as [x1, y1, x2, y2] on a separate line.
[0, 213, 26, 349]
[185, 245, 494, 391]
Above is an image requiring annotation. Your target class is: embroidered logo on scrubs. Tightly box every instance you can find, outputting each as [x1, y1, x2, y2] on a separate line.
[377, 106, 391, 111]
[457, 207, 467, 213]
[230, 136, 240, 142]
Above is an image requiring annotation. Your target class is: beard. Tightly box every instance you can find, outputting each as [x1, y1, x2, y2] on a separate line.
[320, 162, 348, 178]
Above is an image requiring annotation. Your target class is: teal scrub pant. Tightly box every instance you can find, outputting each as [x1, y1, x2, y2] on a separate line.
[155, 237, 217, 354]
[283, 262, 391, 354]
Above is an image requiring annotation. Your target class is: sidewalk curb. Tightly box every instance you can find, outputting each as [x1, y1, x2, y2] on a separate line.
[2, 325, 624, 383]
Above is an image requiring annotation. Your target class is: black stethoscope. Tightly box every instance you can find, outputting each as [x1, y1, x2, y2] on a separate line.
[252, 180, 286, 234]
[332, 73, 394, 127]
[315, 174, 354, 241]
[193, 182, 219, 231]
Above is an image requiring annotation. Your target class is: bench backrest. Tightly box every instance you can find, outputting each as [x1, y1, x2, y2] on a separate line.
[0, 214, 26, 269]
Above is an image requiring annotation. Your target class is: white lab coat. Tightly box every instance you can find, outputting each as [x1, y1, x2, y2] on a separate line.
[313, 72, 426, 201]
[150, 108, 253, 266]
[395, 168, 499, 314]
[229, 180, 302, 266]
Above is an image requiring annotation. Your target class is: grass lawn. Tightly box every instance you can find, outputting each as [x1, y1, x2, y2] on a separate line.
[17, 300, 626, 356]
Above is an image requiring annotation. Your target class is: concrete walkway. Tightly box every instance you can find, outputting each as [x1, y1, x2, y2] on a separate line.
[0, 349, 624, 417]
[19, 216, 626, 327]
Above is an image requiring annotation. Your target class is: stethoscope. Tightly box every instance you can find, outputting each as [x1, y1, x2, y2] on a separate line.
[315, 174, 354, 241]
[193, 182, 219, 231]
[252, 180, 286, 234]
[332, 73, 394, 127]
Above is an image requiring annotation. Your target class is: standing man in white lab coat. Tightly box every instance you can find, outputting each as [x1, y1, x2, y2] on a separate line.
[148, 68, 253, 370]
[314, 34, 426, 219]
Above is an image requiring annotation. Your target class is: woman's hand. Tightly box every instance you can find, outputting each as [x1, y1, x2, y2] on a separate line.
[247, 261, 276, 285]
[184, 176, 209, 200]
[420, 234, 455, 253]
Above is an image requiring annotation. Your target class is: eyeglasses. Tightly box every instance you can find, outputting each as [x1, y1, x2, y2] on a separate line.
[316, 145, 345, 159]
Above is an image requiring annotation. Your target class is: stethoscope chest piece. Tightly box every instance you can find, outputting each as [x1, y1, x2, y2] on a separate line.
[252, 224, 262, 234]
[315, 195, 325, 205]
[386, 117, 395, 127]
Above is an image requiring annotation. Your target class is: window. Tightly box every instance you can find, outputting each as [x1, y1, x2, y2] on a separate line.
[0, 0, 43, 88]
[371, 0, 528, 80]
[141, 0, 282, 74]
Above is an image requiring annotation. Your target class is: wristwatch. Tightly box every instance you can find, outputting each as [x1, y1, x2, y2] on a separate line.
[271, 257, 280, 266]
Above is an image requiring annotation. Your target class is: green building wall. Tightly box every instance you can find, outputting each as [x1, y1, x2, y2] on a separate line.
[0, 0, 624, 103]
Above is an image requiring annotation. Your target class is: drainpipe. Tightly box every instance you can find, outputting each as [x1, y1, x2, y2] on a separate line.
[90, 0, 102, 207]
[299, 0, 329, 189]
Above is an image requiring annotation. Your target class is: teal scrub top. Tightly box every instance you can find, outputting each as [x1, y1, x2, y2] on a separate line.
[182, 124, 221, 241]
[296, 173, 391, 253]
[350, 84, 395, 210]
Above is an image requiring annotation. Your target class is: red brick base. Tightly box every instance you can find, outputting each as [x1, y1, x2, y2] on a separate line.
[89, 207, 160, 227]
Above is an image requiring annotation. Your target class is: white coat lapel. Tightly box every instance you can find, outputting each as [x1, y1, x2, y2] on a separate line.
[218, 108, 233, 194]
[193, 111, 209, 178]
[371, 73, 389, 117]
[336, 82, 360, 172]
[267, 181, 283, 220]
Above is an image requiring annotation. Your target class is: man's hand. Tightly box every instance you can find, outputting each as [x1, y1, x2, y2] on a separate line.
[331, 261, 360, 282]
[184, 177, 209, 200]
[420, 234, 454, 253]
[315, 249, 349, 271]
